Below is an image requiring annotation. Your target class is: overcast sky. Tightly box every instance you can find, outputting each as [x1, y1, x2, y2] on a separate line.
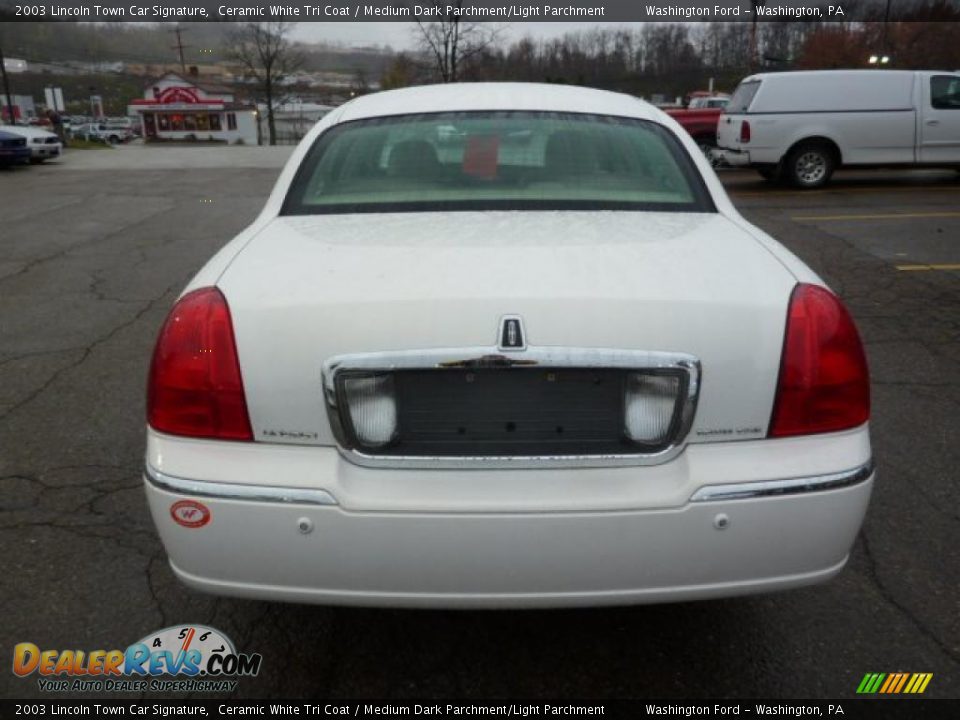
[292, 22, 644, 50]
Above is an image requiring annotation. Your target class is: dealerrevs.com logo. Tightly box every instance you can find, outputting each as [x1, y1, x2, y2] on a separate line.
[13, 625, 262, 693]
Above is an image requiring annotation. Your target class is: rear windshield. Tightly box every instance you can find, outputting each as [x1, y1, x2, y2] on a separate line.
[281, 111, 713, 215]
[726, 81, 761, 113]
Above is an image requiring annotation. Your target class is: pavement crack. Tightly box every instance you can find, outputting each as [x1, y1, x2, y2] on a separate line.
[0, 347, 87, 370]
[0, 202, 174, 289]
[859, 531, 960, 664]
[0, 279, 183, 424]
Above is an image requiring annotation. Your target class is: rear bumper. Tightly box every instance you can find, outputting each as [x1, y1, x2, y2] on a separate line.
[144, 455, 873, 608]
[715, 148, 752, 167]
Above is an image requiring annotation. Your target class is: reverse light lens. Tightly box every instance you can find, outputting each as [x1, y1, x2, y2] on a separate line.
[769, 284, 870, 437]
[343, 374, 397, 448]
[147, 287, 253, 441]
[624, 373, 680, 444]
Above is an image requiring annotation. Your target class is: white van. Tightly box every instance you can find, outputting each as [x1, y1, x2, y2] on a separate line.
[717, 70, 960, 187]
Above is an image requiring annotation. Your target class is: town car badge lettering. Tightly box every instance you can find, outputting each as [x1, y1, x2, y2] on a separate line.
[12, 625, 262, 693]
[498, 315, 526, 351]
[169, 500, 210, 528]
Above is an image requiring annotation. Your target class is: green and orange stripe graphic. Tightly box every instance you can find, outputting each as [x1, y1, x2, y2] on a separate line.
[857, 672, 933, 694]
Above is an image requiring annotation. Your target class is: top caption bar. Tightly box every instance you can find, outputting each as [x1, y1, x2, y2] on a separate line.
[1, 0, 959, 23]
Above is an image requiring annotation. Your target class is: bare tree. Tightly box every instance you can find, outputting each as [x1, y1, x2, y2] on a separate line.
[228, 22, 302, 145]
[413, 2, 501, 83]
[380, 52, 420, 90]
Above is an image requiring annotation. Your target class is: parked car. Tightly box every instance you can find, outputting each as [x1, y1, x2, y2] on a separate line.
[0, 130, 31, 166]
[688, 95, 729, 110]
[69, 123, 102, 142]
[71, 122, 129, 144]
[0, 125, 62, 162]
[664, 104, 726, 162]
[717, 69, 960, 187]
[105, 124, 135, 142]
[104, 117, 137, 139]
[144, 83, 873, 608]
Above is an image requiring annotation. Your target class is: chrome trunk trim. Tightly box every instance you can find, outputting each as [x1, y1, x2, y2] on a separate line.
[322, 346, 701, 469]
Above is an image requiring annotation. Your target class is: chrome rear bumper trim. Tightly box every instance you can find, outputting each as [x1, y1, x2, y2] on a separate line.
[689, 460, 874, 502]
[145, 459, 872, 508]
[144, 464, 338, 506]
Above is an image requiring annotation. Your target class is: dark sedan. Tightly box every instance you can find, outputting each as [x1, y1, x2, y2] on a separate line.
[0, 130, 31, 167]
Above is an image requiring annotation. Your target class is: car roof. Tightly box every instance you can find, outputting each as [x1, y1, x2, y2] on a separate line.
[741, 69, 920, 83]
[335, 82, 659, 123]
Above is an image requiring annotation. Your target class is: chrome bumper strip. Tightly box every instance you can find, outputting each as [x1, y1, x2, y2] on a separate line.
[144, 465, 339, 506]
[145, 459, 872, 508]
[689, 460, 874, 503]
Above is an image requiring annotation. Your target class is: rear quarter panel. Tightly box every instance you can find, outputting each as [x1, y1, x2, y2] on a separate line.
[751, 112, 916, 165]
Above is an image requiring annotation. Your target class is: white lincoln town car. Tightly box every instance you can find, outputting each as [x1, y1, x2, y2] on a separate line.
[144, 83, 873, 607]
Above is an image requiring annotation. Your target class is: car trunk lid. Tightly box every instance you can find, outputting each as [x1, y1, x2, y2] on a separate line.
[217, 211, 796, 451]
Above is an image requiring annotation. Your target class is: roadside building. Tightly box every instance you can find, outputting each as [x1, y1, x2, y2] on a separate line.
[1, 94, 37, 123]
[127, 72, 258, 144]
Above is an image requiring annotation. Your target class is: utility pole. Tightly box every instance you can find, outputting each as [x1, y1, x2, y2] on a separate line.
[0, 45, 16, 125]
[171, 25, 189, 75]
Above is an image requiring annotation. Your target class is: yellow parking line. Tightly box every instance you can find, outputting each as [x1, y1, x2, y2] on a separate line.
[792, 211, 960, 221]
[895, 263, 960, 271]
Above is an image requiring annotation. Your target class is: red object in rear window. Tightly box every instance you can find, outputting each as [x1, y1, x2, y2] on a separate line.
[739, 120, 751, 143]
[147, 287, 253, 441]
[462, 135, 500, 179]
[769, 284, 870, 438]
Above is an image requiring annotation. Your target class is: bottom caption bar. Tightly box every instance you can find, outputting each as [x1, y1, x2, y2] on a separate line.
[3, 700, 958, 719]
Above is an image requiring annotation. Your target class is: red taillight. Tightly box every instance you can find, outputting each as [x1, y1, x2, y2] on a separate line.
[769, 284, 870, 438]
[147, 287, 253, 441]
[739, 120, 751, 143]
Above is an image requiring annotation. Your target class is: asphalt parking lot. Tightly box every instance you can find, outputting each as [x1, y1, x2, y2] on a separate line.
[1, 147, 957, 699]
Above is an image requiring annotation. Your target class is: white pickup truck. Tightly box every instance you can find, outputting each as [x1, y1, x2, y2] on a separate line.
[717, 69, 960, 188]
